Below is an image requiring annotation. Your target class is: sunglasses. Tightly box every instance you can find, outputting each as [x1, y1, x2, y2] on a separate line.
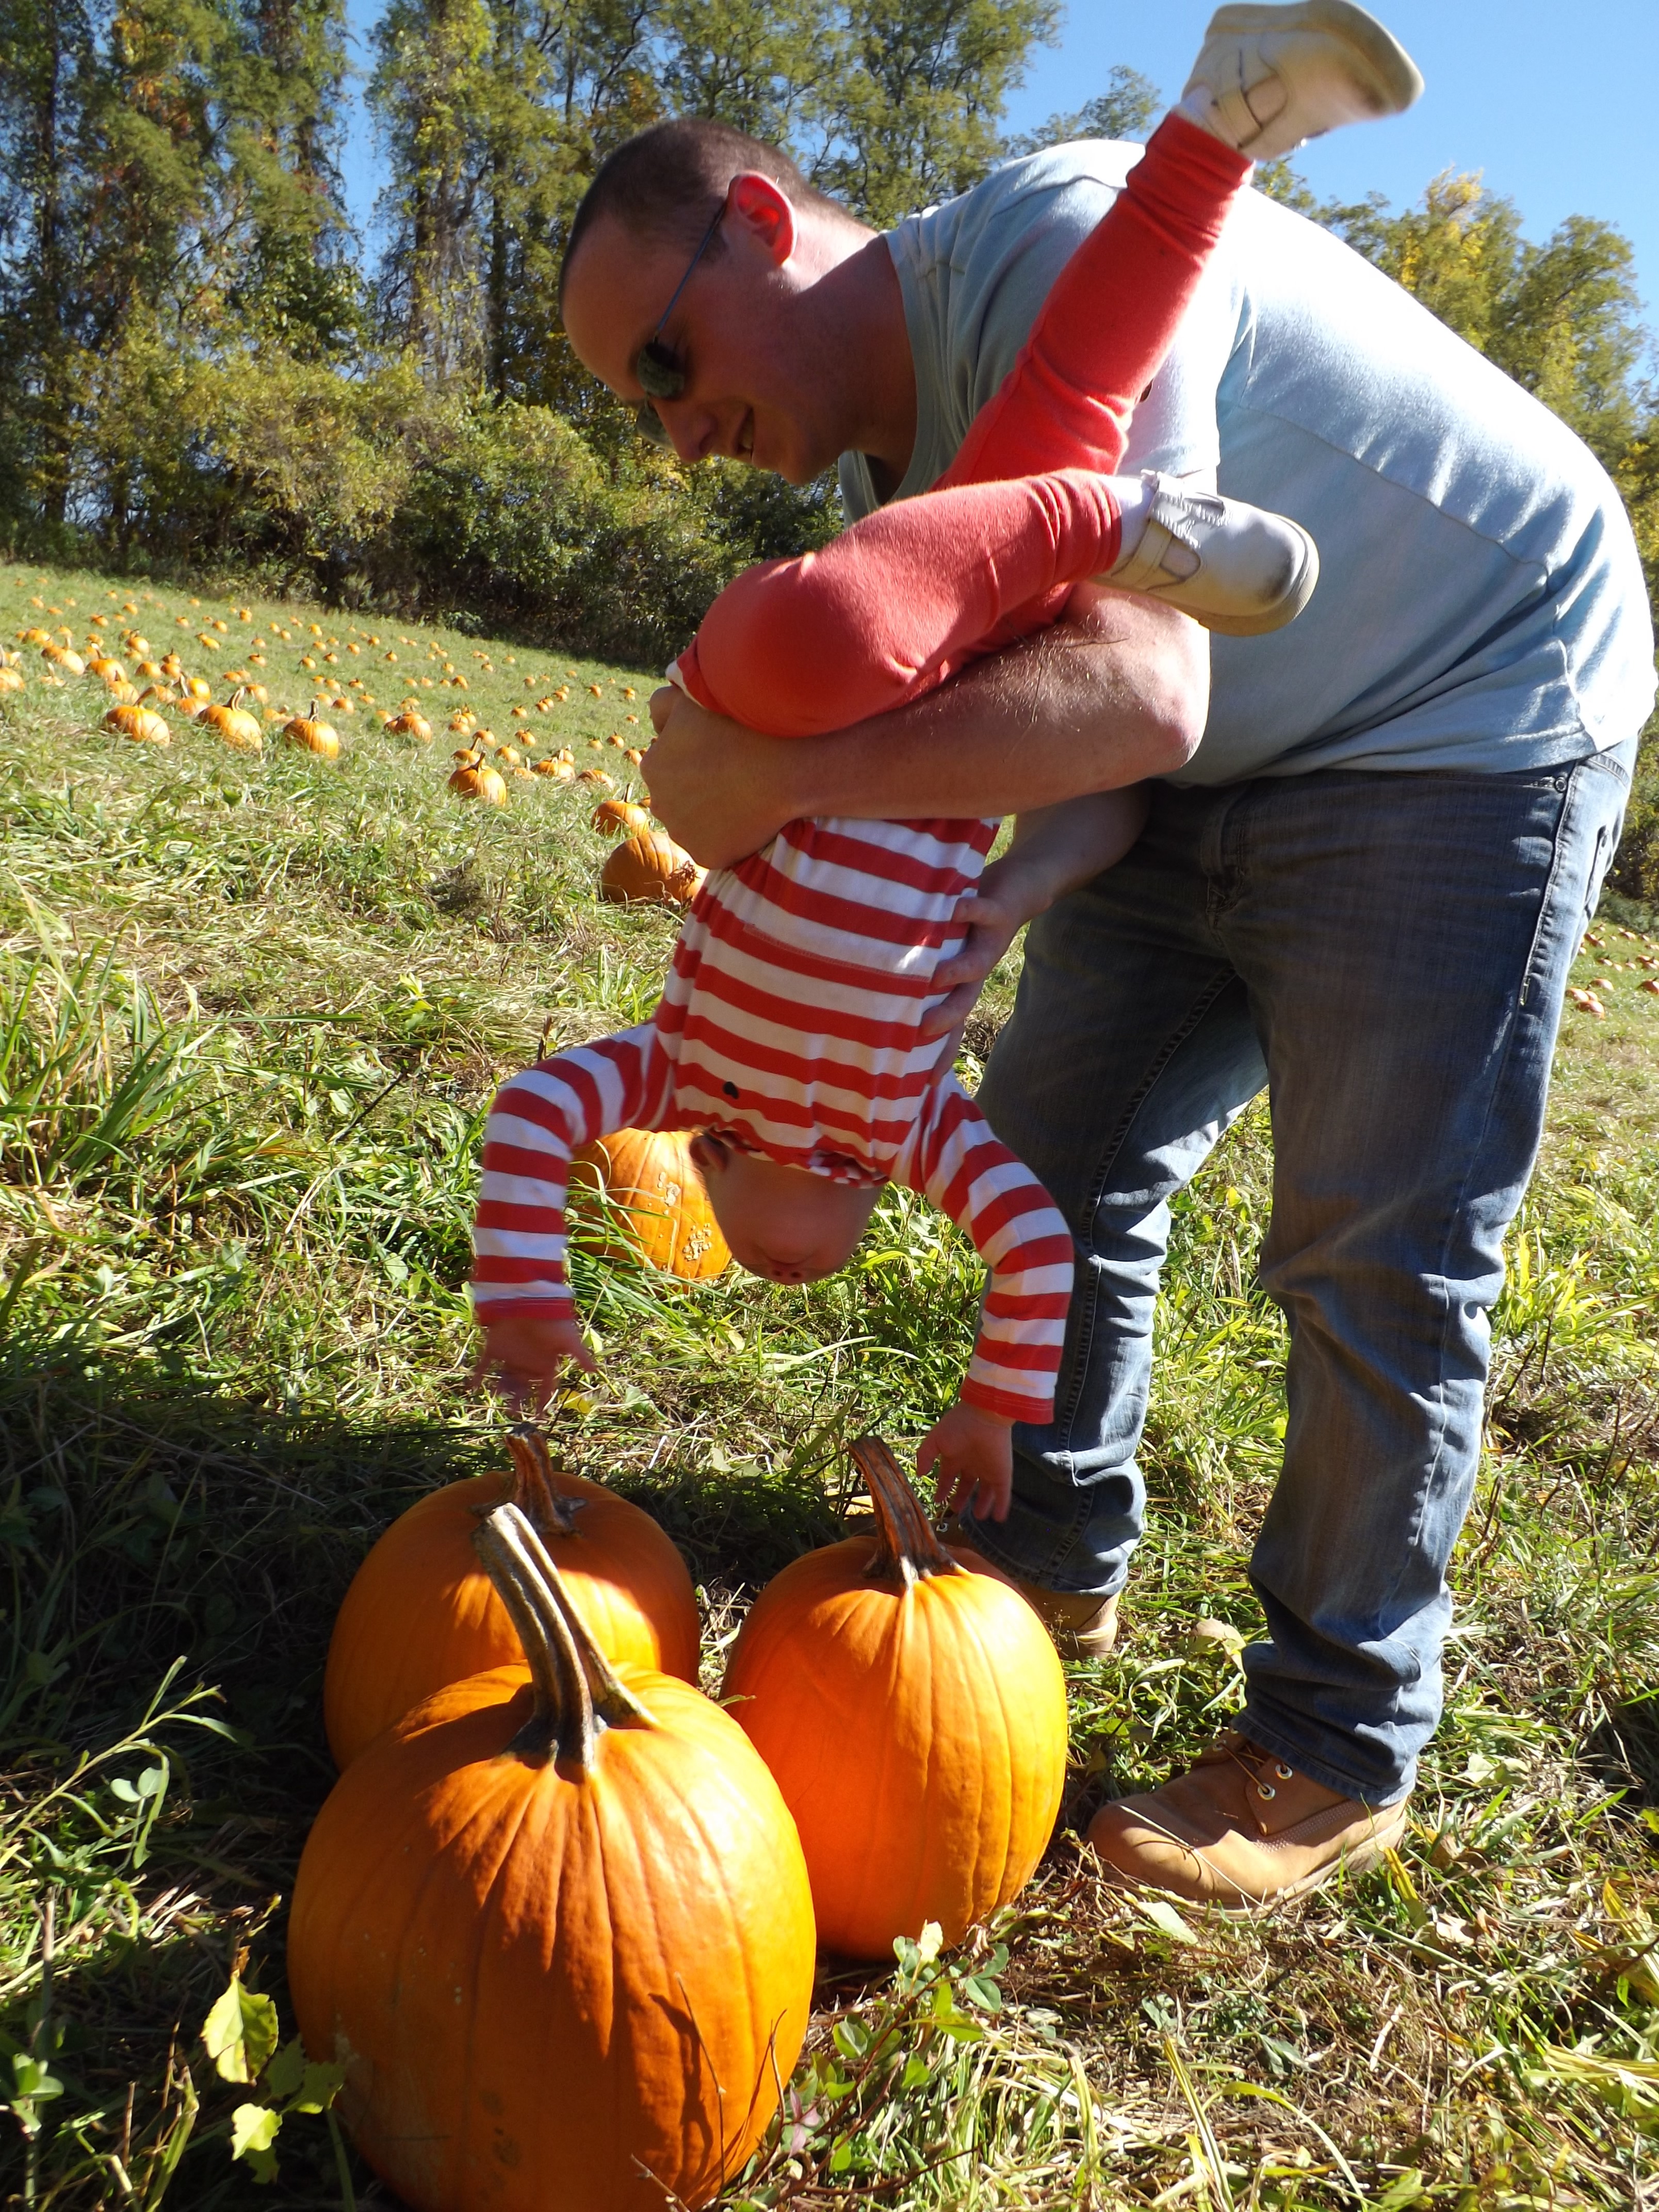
[633, 204, 725, 447]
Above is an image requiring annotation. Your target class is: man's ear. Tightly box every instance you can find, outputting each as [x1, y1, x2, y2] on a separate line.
[725, 172, 796, 267]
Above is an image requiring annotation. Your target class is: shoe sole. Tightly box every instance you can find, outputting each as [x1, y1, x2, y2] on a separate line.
[1195, 516, 1321, 637]
[1204, 0, 1425, 115]
[1093, 1800, 1410, 1909]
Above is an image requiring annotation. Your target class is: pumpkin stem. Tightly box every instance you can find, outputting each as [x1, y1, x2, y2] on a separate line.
[504, 1424, 581, 1537]
[851, 1434, 963, 1587]
[472, 1502, 654, 1768]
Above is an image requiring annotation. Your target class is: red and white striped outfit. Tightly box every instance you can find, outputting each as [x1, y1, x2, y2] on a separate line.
[473, 815, 1075, 1423]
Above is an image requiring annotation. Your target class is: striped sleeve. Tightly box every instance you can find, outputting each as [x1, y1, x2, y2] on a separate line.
[898, 1079, 1075, 1423]
[471, 1024, 668, 1322]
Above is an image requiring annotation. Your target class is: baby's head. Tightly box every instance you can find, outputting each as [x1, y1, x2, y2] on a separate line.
[689, 1134, 880, 1285]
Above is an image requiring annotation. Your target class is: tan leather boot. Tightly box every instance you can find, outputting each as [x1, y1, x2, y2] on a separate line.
[1086, 1730, 1408, 1905]
[1014, 1583, 1120, 1658]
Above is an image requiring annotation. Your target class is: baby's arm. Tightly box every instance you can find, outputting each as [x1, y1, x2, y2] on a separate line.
[901, 1082, 1075, 1521]
[470, 1024, 668, 1409]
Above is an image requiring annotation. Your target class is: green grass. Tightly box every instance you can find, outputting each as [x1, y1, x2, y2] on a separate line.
[4, 555, 1659, 2209]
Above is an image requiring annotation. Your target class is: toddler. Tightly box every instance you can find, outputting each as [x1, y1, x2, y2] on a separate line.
[473, 3, 1423, 1519]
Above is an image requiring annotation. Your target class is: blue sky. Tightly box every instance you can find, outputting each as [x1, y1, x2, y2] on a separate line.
[336, 0, 1657, 331]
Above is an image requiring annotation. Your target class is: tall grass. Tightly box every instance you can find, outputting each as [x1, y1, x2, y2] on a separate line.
[3, 558, 1659, 2209]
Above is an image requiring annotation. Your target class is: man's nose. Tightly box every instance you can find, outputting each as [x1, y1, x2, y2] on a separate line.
[659, 400, 720, 465]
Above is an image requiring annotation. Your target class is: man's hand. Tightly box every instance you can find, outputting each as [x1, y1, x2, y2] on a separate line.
[918, 1400, 1015, 1523]
[645, 686, 803, 867]
[469, 1312, 596, 1415]
[921, 873, 1034, 1050]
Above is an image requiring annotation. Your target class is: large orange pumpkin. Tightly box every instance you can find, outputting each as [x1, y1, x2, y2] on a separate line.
[103, 703, 170, 744]
[323, 1426, 700, 1767]
[571, 1126, 730, 1281]
[291, 1504, 816, 2212]
[600, 827, 704, 906]
[282, 698, 340, 757]
[722, 1435, 1069, 1958]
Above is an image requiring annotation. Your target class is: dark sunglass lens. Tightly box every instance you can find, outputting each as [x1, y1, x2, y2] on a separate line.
[636, 339, 687, 400]
[634, 401, 671, 446]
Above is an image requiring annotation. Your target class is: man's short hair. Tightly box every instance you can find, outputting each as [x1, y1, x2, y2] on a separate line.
[560, 118, 842, 306]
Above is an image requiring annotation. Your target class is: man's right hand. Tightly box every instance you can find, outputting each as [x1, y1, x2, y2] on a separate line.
[645, 686, 804, 867]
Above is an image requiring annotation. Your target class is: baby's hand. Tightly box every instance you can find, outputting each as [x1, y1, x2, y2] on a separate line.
[469, 1311, 595, 1414]
[918, 1401, 1014, 1523]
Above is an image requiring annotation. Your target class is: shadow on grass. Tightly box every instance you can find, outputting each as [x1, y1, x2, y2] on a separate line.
[1, 1326, 838, 2209]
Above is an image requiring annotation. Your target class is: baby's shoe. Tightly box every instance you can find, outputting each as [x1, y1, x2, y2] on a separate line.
[1105, 474, 1319, 636]
[1181, 0, 1424, 161]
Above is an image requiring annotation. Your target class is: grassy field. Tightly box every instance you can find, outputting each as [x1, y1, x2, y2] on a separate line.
[3, 555, 1659, 2211]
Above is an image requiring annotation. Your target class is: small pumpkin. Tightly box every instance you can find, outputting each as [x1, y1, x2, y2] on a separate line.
[600, 828, 704, 908]
[532, 756, 574, 780]
[323, 1426, 701, 1767]
[722, 1435, 1069, 1959]
[103, 704, 170, 745]
[21, 626, 52, 646]
[448, 746, 507, 804]
[0, 668, 25, 696]
[202, 687, 263, 750]
[283, 698, 341, 757]
[291, 1503, 815, 2212]
[387, 708, 432, 742]
[86, 654, 126, 681]
[42, 643, 84, 674]
[570, 1127, 730, 1281]
[592, 798, 650, 839]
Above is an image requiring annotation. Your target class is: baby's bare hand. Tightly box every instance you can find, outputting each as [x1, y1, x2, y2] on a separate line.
[469, 1312, 595, 1414]
[918, 1401, 1014, 1524]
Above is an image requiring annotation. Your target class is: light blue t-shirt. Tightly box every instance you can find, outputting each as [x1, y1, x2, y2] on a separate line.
[838, 143, 1655, 784]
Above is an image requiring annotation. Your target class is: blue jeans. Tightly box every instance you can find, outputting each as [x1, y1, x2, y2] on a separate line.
[971, 744, 1636, 1806]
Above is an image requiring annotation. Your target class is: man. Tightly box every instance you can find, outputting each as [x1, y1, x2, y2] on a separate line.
[556, 28, 1654, 1904]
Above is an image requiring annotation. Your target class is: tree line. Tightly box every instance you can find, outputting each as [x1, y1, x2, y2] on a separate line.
[1, 0, 1654, 674]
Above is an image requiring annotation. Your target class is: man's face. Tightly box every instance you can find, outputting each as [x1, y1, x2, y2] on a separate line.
[561, 181, 856, 485]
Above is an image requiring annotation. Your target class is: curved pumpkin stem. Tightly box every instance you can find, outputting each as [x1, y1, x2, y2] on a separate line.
[851, 1434, 963, 1588]
[503, 1424, 581, 1537]
[473, 1502, 655, 1768]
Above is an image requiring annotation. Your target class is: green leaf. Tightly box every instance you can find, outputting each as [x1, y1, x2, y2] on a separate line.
[202, 1976, 281, 2084]
[1136, 1897, 1199, 1945]
[960, 1973, 1003, 2012]
[262, 2038, 307, 2100]
[290, 2059, 345, 2114]
[1371, 2173, 1427, 2211]
[230, 2102, 281, 2182]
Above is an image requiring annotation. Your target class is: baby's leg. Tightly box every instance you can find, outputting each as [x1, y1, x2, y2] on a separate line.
[940, 112, 1251, 491]
[678, 469, 1122, 737]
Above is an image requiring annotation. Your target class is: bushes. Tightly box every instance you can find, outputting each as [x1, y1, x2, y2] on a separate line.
[1, 346, 836, 664]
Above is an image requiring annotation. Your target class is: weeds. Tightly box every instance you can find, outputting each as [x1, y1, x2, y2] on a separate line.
[3, 559, 1659, 2207]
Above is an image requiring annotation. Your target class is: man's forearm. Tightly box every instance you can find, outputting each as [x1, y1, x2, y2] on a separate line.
[786, 591, 1207, 821]
[645, 588, 1209, 866]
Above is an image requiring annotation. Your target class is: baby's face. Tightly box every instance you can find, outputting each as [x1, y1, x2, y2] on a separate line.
[689, 1136, 879, 1284]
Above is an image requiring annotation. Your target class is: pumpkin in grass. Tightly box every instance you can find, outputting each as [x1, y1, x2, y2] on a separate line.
[283, 699, 341, 758]
[570, 1127, 730, 1281]
[322, 1426, 700, 1767]
[42, 642, 84, 674]
[103, 704, 170, 744]
[722, 1434, 1068, 1959]
[202, 688, 263, 750]
[0, 668, 25, 696]
[448, 746, 507, 804]
[292, 1503, 815, 2212]
[532, 755, 574, 780]
[600, 827, 704, 907]
[592, 796, 650, 838]
[387, 707, 432, 742]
